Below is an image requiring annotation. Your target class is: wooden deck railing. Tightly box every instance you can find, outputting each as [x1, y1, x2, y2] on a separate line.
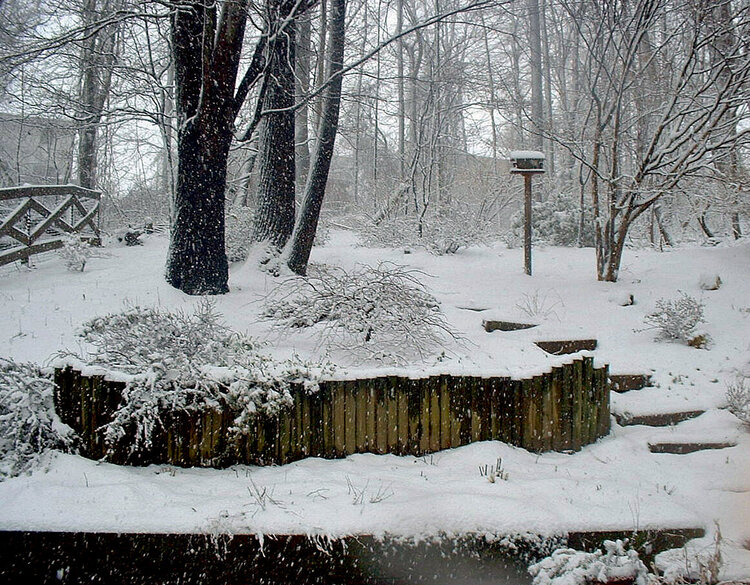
[0, 184, 101, 266]
[54, 355, 610, 468]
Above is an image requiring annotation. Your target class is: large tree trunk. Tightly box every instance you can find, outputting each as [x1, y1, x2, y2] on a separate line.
[165, 0, 248, 295]
[166, 120, 231, 294]
[252, 0, 297, 250]
[286, 0, 345, 275]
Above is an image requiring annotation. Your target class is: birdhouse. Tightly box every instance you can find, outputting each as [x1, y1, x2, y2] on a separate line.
[509, 151, 545, 173]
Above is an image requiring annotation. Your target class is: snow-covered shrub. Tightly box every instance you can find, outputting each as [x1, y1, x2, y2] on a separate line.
[726, 375, 750, 423]
[420, 204, 497, 255]
[511, 193, 595, 247]
[0, 358, 76, 479]
[114, 227, 143, 246]
[58, 234, 93, 271]
[359, 203, 496, 255]
[655, 524, 723, 585]
[516, 290, 564, 321]
[528, 540, 650, 585]
[643, 293, 706, 345]
[359, 216, 415, 249]
[67, 300, 332, 453]
[225, 206, 255, 262]
[262, 263, 459, 364]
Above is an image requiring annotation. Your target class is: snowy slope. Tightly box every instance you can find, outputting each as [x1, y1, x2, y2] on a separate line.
[0, 232, 748, 579]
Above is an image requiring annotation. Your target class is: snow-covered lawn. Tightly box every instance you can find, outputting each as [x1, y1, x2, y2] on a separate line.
[0, 232, 749, 579]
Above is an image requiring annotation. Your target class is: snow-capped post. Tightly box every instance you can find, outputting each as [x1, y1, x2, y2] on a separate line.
[510, 151, 545, 276]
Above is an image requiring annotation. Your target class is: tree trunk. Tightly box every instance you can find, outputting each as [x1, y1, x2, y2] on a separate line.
[604, 218, 629, 282]
[295, 14, 312, 195]
[396, 0, 405, 177]
[166, 121, 231, 294]
[77, 0, 119, 190]
[286, 0, 345, 275]
[312, 0, 327, 132]
[654, 205, 673, 246]
[252, 0, 297, 250]
[526, 0, 544, 153]
[352, 4, 367, 204]
[540, 0, 554, 175]
[731, 211, 742, 239]
[166, 0, 249, 295]
[697, 213, 714, 239]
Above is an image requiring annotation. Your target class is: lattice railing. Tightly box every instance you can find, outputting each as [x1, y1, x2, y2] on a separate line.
[0, 184, 101, 266]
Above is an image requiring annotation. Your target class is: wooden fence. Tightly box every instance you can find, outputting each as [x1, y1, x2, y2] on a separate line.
[0, 184, 101, 266]
[54, 355, 609, 468]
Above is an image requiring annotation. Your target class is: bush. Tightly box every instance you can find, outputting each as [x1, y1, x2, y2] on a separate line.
[67, 300, 332, 453]
[0, 358, 76, 479]
[358, 216, 415, 249]
[262, 263, 459, 364]
[58, 234, 93, 271]
[359, 202, 496, 255]
[643, 293, 706, 345]
[511, 193, 595, 247]
[528, 540, 650, 585]
[726, 375, 750, 423]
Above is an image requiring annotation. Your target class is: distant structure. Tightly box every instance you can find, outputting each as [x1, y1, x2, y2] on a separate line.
[0, 113, 74, 187]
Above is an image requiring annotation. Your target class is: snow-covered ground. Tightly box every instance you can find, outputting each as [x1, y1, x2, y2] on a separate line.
[0, 231, 749, 580]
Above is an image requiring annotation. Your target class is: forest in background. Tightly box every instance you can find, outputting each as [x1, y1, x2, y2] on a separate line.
[1, 0, 748, 289]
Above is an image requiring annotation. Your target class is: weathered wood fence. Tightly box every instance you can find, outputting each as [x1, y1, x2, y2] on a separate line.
[54, 355, 609, 468]
[0, 184, 101, 266]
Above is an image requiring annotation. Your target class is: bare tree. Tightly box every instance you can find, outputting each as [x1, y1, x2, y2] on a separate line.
[166, 0, 268, 294]
[556, 0, 750, 281]
[250, 0, 300, 251]
[286, 0, 346, 274]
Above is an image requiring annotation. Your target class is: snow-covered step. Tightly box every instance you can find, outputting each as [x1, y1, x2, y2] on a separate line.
[482, 319, 538, 332]
[613, 410, 705, 427]
[609, 373, 652, 393]
[648, 442, 737, 454]
[534, 339, 598, 355]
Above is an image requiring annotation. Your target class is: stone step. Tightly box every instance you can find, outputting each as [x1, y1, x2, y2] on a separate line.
[613, 410, 705, 427]
[648, 442, 737, 454]
[609, 373, 652, 393]
[566, 527, 704, 566]
[535, 339, 598, 355]
[482, 320, 538, 332]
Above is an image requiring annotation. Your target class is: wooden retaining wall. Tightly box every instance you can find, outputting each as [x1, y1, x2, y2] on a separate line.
[54, 356, 609, 467]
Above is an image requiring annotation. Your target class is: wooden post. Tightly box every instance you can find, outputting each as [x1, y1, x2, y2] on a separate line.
[524, 173, 533, 275]
[344, 381, 357, 455]
[386, 377, 399, 452]
[374, 379, 387, 454]
[333, 382, 345, 456]
[396, 378, 409, 454]
[439, 376, 451, 450]
[429, 379, 441, 452]
[419, 378, 431, 453]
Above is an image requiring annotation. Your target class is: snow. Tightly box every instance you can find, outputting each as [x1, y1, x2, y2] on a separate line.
[0, 231, 749, 579]
[510, 151, 546, 160]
